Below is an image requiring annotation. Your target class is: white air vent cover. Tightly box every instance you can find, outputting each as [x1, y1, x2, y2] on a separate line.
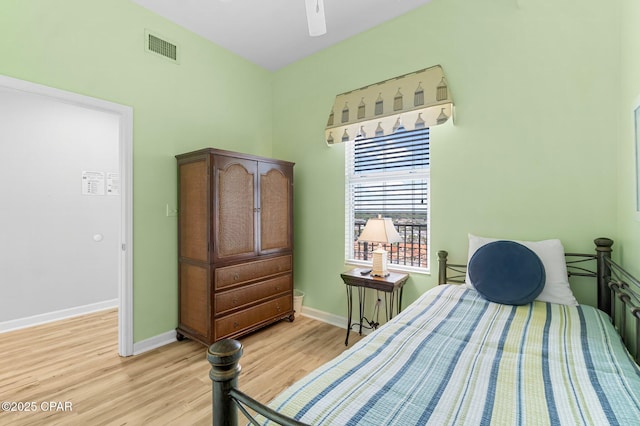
[145, 30, 179, 63]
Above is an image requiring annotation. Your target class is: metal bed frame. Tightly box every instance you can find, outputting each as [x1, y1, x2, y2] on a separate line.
[207, 237, 640, 426]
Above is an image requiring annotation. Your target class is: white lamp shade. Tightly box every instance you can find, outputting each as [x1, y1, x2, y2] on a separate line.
[358, 217, 402, 244]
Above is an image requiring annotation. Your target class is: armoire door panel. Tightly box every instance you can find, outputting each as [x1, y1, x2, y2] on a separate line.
[259, 162, 293, 254]
[214, 156, 257, 260]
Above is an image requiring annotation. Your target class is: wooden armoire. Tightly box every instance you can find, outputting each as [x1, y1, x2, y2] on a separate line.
[175, 148, 294, 346]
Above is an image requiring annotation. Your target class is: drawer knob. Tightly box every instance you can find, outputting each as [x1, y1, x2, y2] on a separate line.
[233, 321, 240, 329]
[275, 286, 281, 291]
[232, 297, 239, 305]
[276, 304, 281, 312]
[233, 273, 239, 281]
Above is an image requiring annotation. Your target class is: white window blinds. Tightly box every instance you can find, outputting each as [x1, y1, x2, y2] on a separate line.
[346, 128, 429, 270]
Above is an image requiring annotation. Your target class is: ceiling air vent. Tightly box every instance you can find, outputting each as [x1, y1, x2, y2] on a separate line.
[145, 30, 179, 63]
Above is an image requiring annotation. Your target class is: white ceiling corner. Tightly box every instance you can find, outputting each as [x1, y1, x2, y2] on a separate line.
[131, 0, 434, 71]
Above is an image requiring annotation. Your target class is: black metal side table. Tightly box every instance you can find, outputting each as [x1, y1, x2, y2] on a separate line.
[341, 268, 409, 346]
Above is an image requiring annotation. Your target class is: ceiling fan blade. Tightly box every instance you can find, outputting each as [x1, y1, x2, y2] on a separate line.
[304, 0, 326, 36]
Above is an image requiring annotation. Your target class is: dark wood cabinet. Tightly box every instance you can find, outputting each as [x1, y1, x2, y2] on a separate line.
[176, 148, 294, 346]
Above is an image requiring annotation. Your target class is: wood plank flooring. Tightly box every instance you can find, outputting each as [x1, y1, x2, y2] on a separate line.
[0, 310, 361, 425]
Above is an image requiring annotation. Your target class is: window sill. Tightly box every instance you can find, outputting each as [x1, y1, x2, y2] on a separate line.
[345, 260, 431, 276]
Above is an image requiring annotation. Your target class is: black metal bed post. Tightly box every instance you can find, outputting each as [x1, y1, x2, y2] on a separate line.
[595, 237, 614, 316]
[208, 339, 243, 426]
[437, 250, 448, 285]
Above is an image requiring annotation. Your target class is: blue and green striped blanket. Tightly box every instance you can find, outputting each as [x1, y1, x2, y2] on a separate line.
[266, 285, 640, 425]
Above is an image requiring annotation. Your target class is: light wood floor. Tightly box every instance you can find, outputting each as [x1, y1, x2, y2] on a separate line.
[0, 310, 361, 425]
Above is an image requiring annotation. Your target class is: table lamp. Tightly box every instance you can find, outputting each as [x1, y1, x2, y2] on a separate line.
[358, 215, 403, 277]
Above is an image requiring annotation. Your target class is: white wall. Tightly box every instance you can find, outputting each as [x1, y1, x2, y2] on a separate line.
[0, 87, 119, 322]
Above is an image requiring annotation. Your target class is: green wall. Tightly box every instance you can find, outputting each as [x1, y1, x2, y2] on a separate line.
[1, 0, 633, 342]
[0, 0, 274, 342]
[272, 0, 620, 314]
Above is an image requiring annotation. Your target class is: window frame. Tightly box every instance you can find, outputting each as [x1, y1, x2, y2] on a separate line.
[344, 129, 431, 274]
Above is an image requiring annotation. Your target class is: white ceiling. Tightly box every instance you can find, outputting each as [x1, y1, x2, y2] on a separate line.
[131, 0, 434, 71]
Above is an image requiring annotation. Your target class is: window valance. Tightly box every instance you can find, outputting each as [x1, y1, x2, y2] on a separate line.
[325, 65, 453, 145]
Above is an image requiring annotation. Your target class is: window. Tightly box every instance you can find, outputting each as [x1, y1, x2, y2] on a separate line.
[345, 127, 430, 272]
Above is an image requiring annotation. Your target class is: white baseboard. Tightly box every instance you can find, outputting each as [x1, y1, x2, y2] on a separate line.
[300, 306, 347, 329]
[300, 306, 373, 336]
[0, 299, 119, 333]
[133, 330, 177, 355]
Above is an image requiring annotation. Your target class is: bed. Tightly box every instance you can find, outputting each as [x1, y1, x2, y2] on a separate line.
[207, 237, 640, 426]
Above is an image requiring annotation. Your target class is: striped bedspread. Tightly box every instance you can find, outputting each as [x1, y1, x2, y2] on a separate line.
[265, 285, 640, 425]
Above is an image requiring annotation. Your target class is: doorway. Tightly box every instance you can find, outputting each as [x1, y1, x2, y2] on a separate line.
[0, 75, 133, 356]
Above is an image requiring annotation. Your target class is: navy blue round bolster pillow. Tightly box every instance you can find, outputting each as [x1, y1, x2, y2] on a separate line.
[468, 240, 546, 305]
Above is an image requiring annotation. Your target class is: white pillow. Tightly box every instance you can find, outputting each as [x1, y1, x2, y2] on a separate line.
[465, 234, 578, 306]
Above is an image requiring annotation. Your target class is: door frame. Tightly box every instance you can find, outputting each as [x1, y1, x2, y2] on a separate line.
[0, 74, 134, 356]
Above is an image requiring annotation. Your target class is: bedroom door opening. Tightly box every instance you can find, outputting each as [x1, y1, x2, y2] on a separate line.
[0, 75, 133, 356]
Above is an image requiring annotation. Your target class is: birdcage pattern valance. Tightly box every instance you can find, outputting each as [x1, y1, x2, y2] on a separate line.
[325, 65, 453, 144]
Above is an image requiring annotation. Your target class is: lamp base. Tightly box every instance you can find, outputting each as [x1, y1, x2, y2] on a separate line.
[371, 246, 389, 277]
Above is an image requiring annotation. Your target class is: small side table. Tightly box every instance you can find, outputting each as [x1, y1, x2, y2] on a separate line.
[341, 268, 409, 346]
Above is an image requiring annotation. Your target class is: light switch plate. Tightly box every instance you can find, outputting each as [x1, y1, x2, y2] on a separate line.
[166, 204, 178, 217]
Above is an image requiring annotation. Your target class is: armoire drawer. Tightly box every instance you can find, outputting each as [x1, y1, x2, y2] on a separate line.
[215, 255, 292, 289]
[215, 294, 292, 338]
[215, 274, 292, 315]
